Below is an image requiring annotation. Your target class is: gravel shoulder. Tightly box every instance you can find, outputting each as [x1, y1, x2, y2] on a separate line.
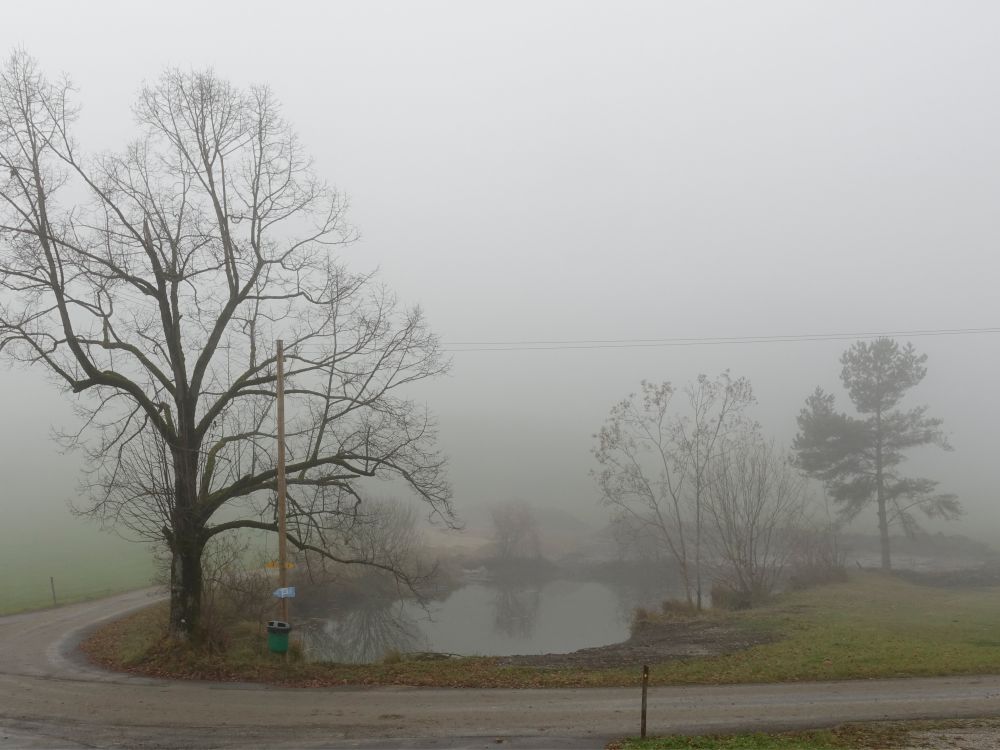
[903, 720, 1000, 749]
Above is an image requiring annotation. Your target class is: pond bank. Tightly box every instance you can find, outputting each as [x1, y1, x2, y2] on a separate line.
[81, 572, 1000, 688]
[500, 613, 775, 670]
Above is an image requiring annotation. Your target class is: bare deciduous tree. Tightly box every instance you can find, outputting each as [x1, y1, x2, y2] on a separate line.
[0, 53, 452, 638]
[593, 382, 694, 601]
[592, 374, 754, 607]
[675, 373, 755, 608]
[704, 436, 807, 603]
[489, 500, 541, 561]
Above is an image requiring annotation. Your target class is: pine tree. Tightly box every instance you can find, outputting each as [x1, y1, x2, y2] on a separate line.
[793, 338, 959, 569]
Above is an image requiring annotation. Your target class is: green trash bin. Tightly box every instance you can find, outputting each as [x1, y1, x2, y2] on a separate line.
[266, 620, 291, 654]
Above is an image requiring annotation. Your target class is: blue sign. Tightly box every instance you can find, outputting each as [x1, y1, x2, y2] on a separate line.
[272, 586, 296, 599]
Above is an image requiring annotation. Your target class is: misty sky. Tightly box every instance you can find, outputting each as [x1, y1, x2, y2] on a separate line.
[4, 1, 999, 545]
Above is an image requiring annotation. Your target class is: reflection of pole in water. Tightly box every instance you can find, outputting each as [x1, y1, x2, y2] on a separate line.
[492, 585, 541, 639]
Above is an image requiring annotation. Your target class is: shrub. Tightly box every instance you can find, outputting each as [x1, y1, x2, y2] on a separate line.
[381, 648, 404, 664]
[660, 598, 700, 617]
[709, 582, 770, 610]
[787, 524, 848, 590]
[197, 535, 275, 652]
[630, 606, 655, 635]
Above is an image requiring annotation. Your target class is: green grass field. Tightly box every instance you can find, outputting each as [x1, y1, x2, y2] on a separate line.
[611, 720, 1000, 749]
[659, 571, 1000, 684]
[0, 515, 156, 614]
[608, 720, 996, 749]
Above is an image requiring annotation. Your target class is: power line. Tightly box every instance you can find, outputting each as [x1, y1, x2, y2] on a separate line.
[30, 287, 1000, 357]
[438, 327, 1000, 352]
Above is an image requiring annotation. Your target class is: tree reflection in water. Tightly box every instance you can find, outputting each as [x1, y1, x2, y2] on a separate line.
[492, 584, 541, 639]
[302, 598, 430, 664]
[609, 564, 695, 622]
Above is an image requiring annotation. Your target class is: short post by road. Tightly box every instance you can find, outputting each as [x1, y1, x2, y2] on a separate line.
[640, 664, 650, 739]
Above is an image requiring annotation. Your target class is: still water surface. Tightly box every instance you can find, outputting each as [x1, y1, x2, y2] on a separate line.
[302, 578, 666, 664]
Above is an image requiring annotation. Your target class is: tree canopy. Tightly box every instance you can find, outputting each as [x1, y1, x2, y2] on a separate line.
[0, 52, 453, 637]
[592, 372, 755, 606]
[793, 338, 958, 569]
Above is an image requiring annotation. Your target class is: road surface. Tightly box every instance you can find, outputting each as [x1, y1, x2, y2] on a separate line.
[0, 590, 998, 748]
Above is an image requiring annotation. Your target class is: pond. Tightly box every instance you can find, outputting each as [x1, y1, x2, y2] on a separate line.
[300, 574, 682, 664]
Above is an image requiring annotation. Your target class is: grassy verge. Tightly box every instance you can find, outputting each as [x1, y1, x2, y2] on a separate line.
[661, 571, 1000, 684]
[609, 724, 909, 749]
[609, 720, 993, 749]
[82, 572, 1000, 688]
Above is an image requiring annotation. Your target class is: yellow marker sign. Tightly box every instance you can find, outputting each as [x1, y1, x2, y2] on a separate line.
[265, 561, 296, 570]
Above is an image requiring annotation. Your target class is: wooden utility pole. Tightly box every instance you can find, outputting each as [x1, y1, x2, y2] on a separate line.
[276, 340, 289, 623]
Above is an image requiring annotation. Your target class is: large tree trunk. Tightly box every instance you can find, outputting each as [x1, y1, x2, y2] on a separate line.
[168, 534, 204, 639]
[167, 430, 205, 640]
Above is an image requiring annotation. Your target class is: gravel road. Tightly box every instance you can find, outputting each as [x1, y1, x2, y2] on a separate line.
[1, 590, 998, 748]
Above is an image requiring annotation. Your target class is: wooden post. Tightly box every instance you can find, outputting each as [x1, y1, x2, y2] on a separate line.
[640, 664, 649, 739]
[49, 576, 57, 607]
[276, 340, 288, 624]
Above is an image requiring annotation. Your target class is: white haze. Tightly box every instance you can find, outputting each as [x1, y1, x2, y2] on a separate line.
[2, 1, 998, 550]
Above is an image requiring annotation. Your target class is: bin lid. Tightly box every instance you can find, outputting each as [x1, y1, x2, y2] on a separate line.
[266, 620, 291, 629]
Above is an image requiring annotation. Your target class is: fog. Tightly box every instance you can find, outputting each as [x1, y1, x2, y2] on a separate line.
[3, 0, 999, 556]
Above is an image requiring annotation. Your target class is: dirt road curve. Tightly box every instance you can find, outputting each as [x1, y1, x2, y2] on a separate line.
[1, 590, 999, 749]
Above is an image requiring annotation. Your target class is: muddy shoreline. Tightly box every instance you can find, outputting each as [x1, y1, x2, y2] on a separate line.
[499, 615, 776, 670]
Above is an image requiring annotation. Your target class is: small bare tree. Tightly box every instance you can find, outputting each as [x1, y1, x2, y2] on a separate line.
[197, 532, 274, 652]
[592, 374, 754, 607]
[489, 500, 541, 561]
[704, 436, 807, 603]
[0, 53, 453, 639]
[675, 373, 755, 608]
